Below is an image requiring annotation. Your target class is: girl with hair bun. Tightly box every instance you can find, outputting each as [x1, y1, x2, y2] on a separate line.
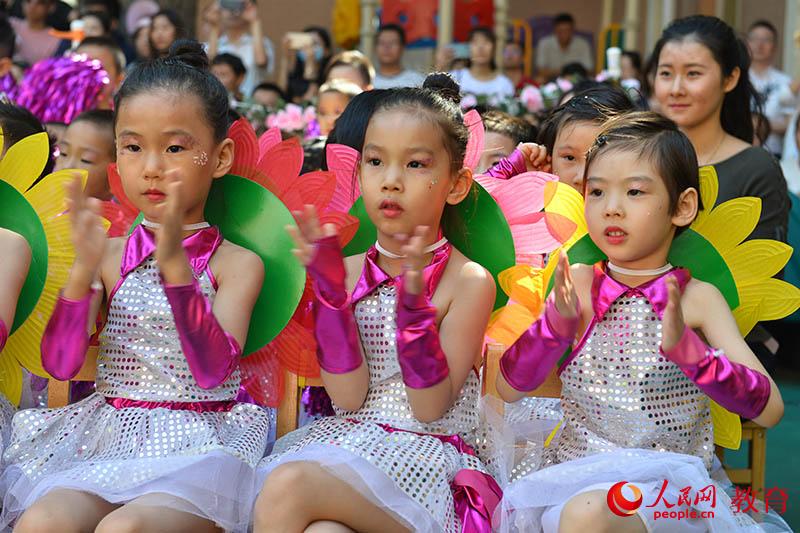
[252, 72, 502, 532]
[2, 40, 272, 533]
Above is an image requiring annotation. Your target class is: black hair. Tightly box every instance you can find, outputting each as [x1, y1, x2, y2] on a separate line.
[81, 9, 111, 34]
[748, 19, 778, 40]
[324, 89, 389, 161]
[303, 26, 332, 52]
[554, 13, 575, 26]
[253, 82, 286, 101]
[80, 0, 120, 21]
[71, 109, 115, 156]
[377, 23, 407, 46]
[212, 52, 247, 77]
[76, 36, 126, 74]
[584, 111, 702, 224]
[621, 50, 642, 73]
[0, 102, 55, 176]
[752, 111, 771, 147]
[482, 110, 537, 145]
[323, 50, 375, 87]
[0, 14, 15, 60]
[560, 62, 588, 79]
[651, 15, 758, 143]
[150, 9, 186, 56]
[114, 40, 231, 142]
[467, 26, 497, 71]
[539, 84, 636, 153]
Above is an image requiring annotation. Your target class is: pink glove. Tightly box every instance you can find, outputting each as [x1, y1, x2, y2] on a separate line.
[500, 295, 579, 392]
[0, 318, 7, 352]
[308, 235, 362, 374]
[660, 327, 771, 420]
[395, 280, 449, 389]
[485, 149, 527, 180]
[163, 280, 241, 390]
[41, 289, 97, 380]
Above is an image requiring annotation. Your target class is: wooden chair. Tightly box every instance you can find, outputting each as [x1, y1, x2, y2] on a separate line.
[481, 342, 767, 497]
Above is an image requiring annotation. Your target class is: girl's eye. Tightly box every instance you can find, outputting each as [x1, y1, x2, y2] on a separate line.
[408, 160, 426, 169]
[588, 188, 603, 197]
[562, 155, 575, 162]
[58, 151, 68, 158]
[167, 145, 184, 153]
[81, 159, 94, 165]
[628, 189, 643, 197]
[367, 158, 381, 167]
[123, 144, 140, 153]
[687, 71, 701, 77]
[658, 70, 671, 78]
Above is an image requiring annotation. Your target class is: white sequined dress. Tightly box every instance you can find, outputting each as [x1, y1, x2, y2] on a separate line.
[498, 267, 791, 533]
[1, 227, 273, 533]
[257, 246, 499, 533]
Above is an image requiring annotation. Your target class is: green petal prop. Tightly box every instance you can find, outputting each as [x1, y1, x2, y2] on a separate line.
[133, 175, 305, 356]
[342, 182, 516, 310]
[547, 232, 739, 310]
[0, 181, 48, 333]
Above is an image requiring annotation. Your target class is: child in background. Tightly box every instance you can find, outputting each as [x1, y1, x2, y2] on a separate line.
[252, 82, 286, 108]
[9, 0, 60, 67]
[54, 110, 115, 201]
[323, 49, 375, 90]
[477, 110, 537, 174]
[75, 36, 128, 109]
[316, 78, 362, 136]
[211, 52, 247, 104]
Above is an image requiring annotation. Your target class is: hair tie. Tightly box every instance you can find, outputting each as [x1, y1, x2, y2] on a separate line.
[596, 134, 608, 146]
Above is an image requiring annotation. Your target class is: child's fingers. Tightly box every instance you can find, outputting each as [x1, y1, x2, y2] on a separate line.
[322, 223, 338, 238]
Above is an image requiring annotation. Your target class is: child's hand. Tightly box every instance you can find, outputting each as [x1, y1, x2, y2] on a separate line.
[399, 226, 429, 295]
[66, 173, 107, 274]
[553, 252, 578, 318]
[660, 275, 685, 352]
[287, 205, 337, 266]
[154, 180, 191, 283]
[517, 142, 552, 173]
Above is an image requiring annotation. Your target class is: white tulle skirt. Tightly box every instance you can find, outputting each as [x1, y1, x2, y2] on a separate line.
[255, 416, 495, 533]
[0, 392, 274, 532]
[496, 449, 792, 533]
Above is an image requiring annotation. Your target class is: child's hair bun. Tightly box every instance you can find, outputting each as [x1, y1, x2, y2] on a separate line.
[166, 39, 210, 71]
[423, 72, 462, 105]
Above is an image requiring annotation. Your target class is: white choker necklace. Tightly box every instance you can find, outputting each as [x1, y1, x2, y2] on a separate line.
[141, 219, 211, 231]
[607, 261, 673, 277]
[375, 237, 449, 259]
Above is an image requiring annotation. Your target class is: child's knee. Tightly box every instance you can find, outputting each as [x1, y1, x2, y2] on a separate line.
[256, 462, 317, 518]
[95, 509, 145, 533]
[14, 505, 71, 533]
[558, 490, 614, 533]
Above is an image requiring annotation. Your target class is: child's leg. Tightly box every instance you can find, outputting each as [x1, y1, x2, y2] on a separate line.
[13, 489, 118, 533]
[254, 462, 410, 533]
[555, 490, 646, 533]
[304, 521, 355, 532]
[94, 493, 221, 533]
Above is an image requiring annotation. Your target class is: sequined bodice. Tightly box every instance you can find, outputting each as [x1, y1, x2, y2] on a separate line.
[335, 283, 481, 436]
[556, 293, 714, 468]
[97, 257, 241, 401]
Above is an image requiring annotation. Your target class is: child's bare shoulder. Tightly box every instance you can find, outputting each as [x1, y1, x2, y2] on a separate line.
[448, 248, 495, 291]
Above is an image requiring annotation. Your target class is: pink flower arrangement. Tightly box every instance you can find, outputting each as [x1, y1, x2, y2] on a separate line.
[519, 85, 544, 112]
[555, 77, 573, 93]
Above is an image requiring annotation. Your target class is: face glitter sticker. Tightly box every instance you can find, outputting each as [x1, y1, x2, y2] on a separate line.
[193, 151, 209, 166]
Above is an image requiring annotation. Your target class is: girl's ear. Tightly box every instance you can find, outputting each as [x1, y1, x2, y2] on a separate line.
[446, 167, 473, 205]
[671, 187, 699, 228]
[212, 138, 235, 179]
[723, 66, 740, 94]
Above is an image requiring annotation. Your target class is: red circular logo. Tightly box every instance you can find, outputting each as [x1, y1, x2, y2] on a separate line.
[607, 481, 643, 517]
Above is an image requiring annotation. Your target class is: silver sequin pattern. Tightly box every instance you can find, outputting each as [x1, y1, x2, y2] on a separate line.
[3, 257, 272, 501]
[552, 293, 713, 468]
[262, 283, 491, 532]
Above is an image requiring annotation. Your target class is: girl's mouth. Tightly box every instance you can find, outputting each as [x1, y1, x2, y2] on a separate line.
[605, 226, 627, 245]
[379, 199, 404, 218]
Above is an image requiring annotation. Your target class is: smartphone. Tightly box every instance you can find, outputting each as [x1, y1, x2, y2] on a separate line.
[219, 0, 246, 14]
[286, 32, 315, 50]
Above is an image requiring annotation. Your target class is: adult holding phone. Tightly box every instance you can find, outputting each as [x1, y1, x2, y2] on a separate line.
[205, 0, 274, 96]
[278, 26, 332, 103]
[435, 26, 514, 100]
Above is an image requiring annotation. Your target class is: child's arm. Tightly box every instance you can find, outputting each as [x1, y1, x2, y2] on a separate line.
[484, 143, 551, 180]
[154, 183, 262, 390]
[288, 205, 370, 411]
[42, 176, 107, 380]
[0, 229, 32, 351]
[397, 228, 496, 423]
[663, 277, 783, 428]
[495, 252, 579, 403]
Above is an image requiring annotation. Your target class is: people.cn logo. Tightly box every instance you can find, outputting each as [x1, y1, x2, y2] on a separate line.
[607, 481, 644, 517]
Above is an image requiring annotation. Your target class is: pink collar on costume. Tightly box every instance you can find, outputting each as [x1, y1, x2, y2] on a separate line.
[120, 224, 224, 278]
[351, 242, 452, 303]
[591, 263, 691, 320]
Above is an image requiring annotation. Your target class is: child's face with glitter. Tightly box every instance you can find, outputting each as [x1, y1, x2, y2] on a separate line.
[114, 90, 233, 224]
